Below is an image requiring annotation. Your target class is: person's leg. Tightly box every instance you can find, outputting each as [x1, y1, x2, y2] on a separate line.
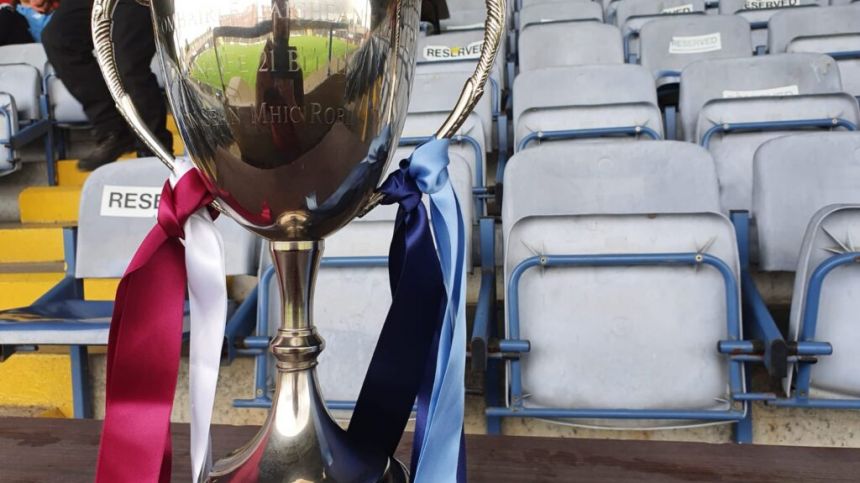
[41, 0, 127, 133]
[112, 0, 173, 155]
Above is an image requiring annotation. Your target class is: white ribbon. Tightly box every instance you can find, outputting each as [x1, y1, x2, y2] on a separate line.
[169, 160, 227, 482]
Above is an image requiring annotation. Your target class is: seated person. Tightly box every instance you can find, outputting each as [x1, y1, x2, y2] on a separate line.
[0, 0, 33, 46]
[42, 0, 172, 171]
[17, 0, 58, 42]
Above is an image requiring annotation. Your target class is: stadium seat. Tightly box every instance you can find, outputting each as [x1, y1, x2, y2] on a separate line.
[0, 158, 258, 418]
[440, 0, 488, 30]
[403, 73, 494, 214]
[611, 0, 707, 63]
[638, 14, 753, 139]
[416, 30, 505, 147]
[488, 141, 754, 439]
[512, 64, 663, 152]
[718, 0, 825, 52]
[679, 53, 859, 212]
[0, 44, 54, 178]
[768, 5, 860, 97]
[517, 22, 624, 72]
[639, 15, 753, 90]
[518, 1, 604, 32]
[236, 154, 480, 412]
[746, 132, 860, 410]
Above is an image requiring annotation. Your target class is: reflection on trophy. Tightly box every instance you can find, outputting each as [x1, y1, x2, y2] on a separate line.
[91, 0, 503, 480]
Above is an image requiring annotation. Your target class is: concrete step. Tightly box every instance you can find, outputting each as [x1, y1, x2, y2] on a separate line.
[0, 225, 65, 264]
[56, 160, 89, 187]
[18, 186, 81, 224]
[0, 352, 73, 418]
[18, 186, 81, 225]
[0, 271, 65, 310]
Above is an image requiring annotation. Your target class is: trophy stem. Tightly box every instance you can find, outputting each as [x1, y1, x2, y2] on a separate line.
[208, 241, 408, 483]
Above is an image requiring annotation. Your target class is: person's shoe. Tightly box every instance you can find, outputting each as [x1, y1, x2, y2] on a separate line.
[77, 130, 136, 172]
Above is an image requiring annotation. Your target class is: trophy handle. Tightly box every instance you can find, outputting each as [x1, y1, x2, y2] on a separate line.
[91, 0, 176, 173]
[434, 0, 507, 139]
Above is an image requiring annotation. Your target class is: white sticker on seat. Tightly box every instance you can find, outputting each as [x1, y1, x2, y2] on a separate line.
[100, 185, 162, 218]
[722, 85, 799, 98]
[744, 0, 800, 9]
[669, 33, 722, 54]
[662, 3, 694, 13]
[422, 41, 483, 61]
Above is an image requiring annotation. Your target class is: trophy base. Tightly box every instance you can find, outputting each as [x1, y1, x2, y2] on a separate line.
[206, 367, 408, 483]
[207, 242, 410, 483]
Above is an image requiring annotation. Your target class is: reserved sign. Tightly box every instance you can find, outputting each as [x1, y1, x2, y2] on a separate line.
[723, 84, 799, 98]
[744, 0, 799, 8]
[661, 3, 695, 13]
[100, 185, 162, 218]
[669, 33, 722, 54]
[422, 41, 483, 61]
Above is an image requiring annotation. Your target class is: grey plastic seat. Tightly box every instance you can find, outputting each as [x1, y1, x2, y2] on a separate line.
[0, 43, 48, 72]
[0, 64, 42, 172]
[0, 157, 257, 346]
[614, 0, 706, 27]
[499, 142, 742, 429]
[639, 15, 753, 89]
[0, 43, 85, 124]
[416, 29, 504, 115]
[518, 22, 624, 72]
[768, 5, 860, 97]
[752, 133, 860, 398]
[613, 0, 708, 62]
[258, 154, 474, 404]
[679, 53, 859, 211]
[518, 1, 603, 31]
[718, 0, 825, 50]
[408, 71, 491, 162]
[440, 0, 486, 30]
[513, 64, 663, 150]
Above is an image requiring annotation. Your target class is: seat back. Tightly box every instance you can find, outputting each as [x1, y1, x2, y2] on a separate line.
[416, 30, 505, 91]
[769, 5, 860, 97]
[519, 2, 604, 31]
[0, 43, 48, 74]
[699, 93, 859, 211]
[502, 141, 721, 238]
[76, 158, 257, 279]
[753, 133, 860, 272]
[768, 5, 860, 54]
[718, 0, 824, 20]
[512, 64, 662, 148]
[0, 64, 41, 121]
[506, 213, 739, 423]
[408, 71, 492, 155]
[502, 141, 738, 425]
[639, 15, 752, 88]
[679, 53, 844, 142]
[614, 0, 706, 28]
[518, 23, 624, 72]
[789, 205, 860, 397]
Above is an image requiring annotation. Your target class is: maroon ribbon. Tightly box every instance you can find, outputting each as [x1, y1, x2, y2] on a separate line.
[95, 170, 213, 483]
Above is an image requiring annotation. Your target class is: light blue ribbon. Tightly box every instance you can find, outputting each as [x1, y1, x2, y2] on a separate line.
[408, 139, 468, 483]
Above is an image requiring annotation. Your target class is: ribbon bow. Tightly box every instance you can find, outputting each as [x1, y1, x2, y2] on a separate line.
[349, 139, 468, 483]
[96, 160, 227, 483]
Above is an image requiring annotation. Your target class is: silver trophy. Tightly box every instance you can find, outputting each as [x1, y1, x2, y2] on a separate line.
[91, 0, 503, 480]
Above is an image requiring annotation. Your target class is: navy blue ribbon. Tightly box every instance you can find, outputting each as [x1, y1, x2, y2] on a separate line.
[347, 157, 447, 459]
[348, 140, 468, 482]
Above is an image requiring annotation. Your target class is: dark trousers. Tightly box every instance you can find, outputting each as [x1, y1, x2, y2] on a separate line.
[42, 0, 169, 146]
[0, 8, 34, 46]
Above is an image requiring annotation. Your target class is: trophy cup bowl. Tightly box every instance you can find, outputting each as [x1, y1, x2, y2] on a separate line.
[91, 0, 504, 480]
